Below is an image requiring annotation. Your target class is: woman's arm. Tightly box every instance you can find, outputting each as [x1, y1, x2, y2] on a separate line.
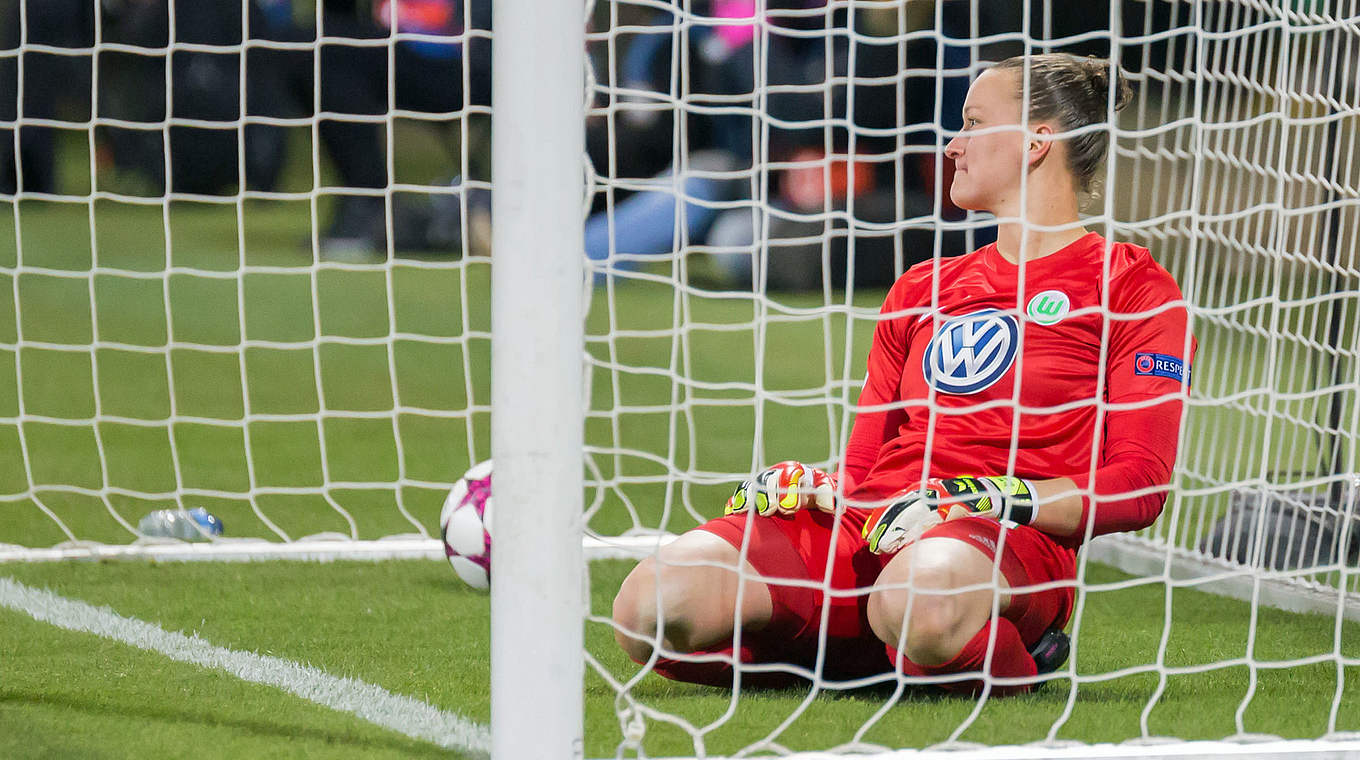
[1008, 379, 1187, 538]
[1044, 261, 1195, 541]
[1024, 477, 1083, 536]
[841, 281, 916, 492]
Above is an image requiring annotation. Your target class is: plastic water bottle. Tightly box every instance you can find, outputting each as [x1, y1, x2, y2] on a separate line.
[137, 507, 224, 541]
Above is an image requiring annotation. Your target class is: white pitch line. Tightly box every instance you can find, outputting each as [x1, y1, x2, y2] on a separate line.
[0, 576, 490, 757]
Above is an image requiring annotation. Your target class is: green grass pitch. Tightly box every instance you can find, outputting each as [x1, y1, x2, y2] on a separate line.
[2, 560, 1357, 758]
[1, 198, 1357, 757]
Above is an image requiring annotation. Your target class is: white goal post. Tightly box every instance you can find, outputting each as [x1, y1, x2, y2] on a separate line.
[488, 0, 586, 756]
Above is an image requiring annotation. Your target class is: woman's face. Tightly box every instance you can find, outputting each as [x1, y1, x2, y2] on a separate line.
[944, 68, 1029, 213]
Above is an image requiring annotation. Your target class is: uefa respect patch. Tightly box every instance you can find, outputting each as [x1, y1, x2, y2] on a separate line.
[1134, 352, 1188, 383]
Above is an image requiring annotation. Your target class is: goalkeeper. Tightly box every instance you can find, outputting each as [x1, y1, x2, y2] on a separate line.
[612, 53, 1195, 695]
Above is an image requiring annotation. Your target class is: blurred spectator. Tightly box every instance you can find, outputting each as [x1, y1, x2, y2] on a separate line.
[95, 0, 292, 196]
[96, 0, 492, 259]
[1, 0, 492, 261]
[582, 0, 965, 290]
[0, 0, 95, 195]
[295, 0, 493, 258]
[581, 0, 759, 276]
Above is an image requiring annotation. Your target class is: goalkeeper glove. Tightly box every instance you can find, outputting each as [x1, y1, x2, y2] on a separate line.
[861, 475, 1038, 554]
[929, 475, 1039, 525]
[861, 489, 942, 554]
[724, 461, 838, 517]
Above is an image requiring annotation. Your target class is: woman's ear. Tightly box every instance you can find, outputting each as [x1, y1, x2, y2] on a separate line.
[1027, 123, 1055, 168]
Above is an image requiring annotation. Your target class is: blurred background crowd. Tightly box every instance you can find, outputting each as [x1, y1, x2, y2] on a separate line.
[0, 0, 1176, 286]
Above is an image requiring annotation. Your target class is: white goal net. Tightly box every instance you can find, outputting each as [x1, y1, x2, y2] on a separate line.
[0, 0, 497, 561]
[1086, 0, 1360, 619]
[579, 0, 1360, 757]
[2, 0, 1359, 757]
[579, 0, 1360, 608]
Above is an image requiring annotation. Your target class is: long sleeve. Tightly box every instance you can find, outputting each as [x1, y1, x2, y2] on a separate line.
[1067, 264, 1195, 542]
[841, 283, 913, 493]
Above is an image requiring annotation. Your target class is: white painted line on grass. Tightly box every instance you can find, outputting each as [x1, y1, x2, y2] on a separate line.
[0, 576, 490, 757]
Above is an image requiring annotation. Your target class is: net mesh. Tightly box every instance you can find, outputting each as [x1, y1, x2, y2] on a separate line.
[1, 0, 492, 557]
[1, 0, 1359, 754]
[580, 0, 1359, 593]
[581, 0, 1360, 755]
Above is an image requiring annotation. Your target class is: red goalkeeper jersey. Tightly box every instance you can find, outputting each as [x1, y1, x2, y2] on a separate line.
[842, 232, 1195, 549]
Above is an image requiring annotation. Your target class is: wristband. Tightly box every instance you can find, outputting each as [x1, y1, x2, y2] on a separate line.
[979, 475, 1038, 525]
[935, 475, 1039, 526]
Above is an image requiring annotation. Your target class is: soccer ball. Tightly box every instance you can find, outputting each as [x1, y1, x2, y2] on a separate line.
[440, 460, 493, 590]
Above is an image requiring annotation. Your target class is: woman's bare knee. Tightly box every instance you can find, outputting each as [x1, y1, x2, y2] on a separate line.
[903, 591, 966, 665]
[868, 560, 959, 664]
[611, 530, 772, 661]
[612, 551, 723, 659]
[613, 557, 662, 662]
[867, 537, 1007, 666]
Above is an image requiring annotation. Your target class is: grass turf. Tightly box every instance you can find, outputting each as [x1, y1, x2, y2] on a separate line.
[1, 558, 1356, 758]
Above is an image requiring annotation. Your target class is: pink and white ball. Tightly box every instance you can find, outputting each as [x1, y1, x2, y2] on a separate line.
[440, 460, 493, 590]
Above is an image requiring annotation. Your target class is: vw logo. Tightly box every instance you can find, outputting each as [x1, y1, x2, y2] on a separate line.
[922, 309, 1019, 394]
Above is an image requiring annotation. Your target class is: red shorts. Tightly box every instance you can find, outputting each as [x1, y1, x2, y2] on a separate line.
[696, 508, 891, 681]
[658, 512, 1075, 686]
[913, 517, 1077, 645]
